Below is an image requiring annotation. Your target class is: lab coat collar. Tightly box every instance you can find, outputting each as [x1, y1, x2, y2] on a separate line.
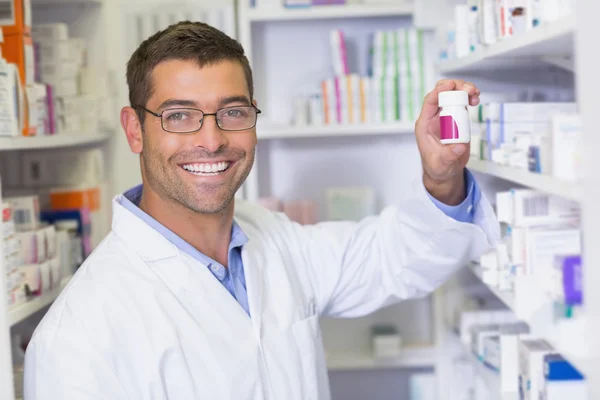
[111, 195, 179, 261]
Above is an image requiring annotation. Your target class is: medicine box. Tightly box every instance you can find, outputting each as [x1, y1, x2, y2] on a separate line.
[31, 23, 68, 42]
[6, 195, 40, 232]
[518, 339, 554, 400]
[551, 114, 582, 183]
[525, 226, 581, 279]
[0, 0, 31, 35]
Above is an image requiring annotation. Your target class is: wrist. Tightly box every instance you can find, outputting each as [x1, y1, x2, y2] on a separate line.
[423, 170, 466, 206]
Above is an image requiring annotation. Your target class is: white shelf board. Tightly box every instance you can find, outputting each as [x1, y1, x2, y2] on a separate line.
[467, 159, 582, 201]
[326, 346, 436, 371]
[439, 15, 575, 73]
[257, 122, 415, 140]
[247, 3, 413, 22]
[470, 266, 515, 310]
[0, 130, 110, 151]
[8, 275, 72, 327]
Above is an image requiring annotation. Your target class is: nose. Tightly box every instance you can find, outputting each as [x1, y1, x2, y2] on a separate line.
[192, 114, 228, 153]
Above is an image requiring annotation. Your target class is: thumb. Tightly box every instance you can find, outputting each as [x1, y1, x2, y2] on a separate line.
[440, 144, 467, 164]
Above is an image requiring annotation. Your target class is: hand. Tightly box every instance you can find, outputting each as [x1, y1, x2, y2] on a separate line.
[415, 79, 480, 205]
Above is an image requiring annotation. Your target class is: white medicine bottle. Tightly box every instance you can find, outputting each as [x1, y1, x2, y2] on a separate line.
[438, 90, 471, 144]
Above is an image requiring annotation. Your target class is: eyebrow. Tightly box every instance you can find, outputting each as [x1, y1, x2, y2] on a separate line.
[218, 96, 251, 108]
[157, 99, 198, 110]
[157, 96, 251, 111]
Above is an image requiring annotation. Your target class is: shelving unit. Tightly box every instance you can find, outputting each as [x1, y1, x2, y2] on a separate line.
[434, 1, 598, 398]
[246, 3, 414, 21]
[467, 159, 582, 201]
[326, 346, 436, 371]
[0, 0, 117, 398]
[257, 122, 415, 140]
[439, 15, 575, 73]
[8, 276, 73, 327]
[0, 130, 111, 151]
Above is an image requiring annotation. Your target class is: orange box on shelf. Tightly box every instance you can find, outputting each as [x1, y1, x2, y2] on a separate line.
[0, 0, 32, 35]
[49, 186, 101, 212]
[1, 32, 34, 85]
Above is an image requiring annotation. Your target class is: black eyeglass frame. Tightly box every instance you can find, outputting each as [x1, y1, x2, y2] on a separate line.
[134, 104, 262, 133]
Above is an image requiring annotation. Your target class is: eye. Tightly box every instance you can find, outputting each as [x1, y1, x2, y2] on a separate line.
[166, 112, 188, 121]
[224, 108, 247, 118]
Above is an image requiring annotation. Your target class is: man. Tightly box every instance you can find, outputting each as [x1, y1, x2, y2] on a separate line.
[24, 21, 499, 399]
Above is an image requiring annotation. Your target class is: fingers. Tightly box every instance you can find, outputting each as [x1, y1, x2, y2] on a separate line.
[418, 79, 481, 121]
[440, 143, 468, 164]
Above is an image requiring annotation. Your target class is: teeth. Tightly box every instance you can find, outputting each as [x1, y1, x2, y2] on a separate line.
[182, 162, 230, 175]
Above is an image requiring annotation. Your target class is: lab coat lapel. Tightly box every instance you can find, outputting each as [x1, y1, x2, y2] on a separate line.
[241, 239, 264, 338]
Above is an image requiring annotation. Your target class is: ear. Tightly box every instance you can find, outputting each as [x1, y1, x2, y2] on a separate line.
[252, 99, 258, 108]
[121, 106, 143, 154]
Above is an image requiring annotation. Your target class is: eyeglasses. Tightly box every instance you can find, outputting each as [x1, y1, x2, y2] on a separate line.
[135, 105, 262, 133]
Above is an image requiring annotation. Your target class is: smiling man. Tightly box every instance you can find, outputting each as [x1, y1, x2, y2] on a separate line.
[24, 22, 499, 400]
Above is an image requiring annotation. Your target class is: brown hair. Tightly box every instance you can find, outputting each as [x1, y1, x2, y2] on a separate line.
[126, 21, 254, 123]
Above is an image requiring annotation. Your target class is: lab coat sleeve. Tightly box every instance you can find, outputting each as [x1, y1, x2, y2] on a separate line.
[24, 312, 130, 400]
[284, 175, 500, 318]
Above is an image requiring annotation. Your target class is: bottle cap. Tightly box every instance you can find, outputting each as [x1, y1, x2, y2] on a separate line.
[438, 90, 469, 107]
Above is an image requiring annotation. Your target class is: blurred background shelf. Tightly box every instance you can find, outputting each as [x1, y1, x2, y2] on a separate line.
[0, 130, 110, 151]
[8, 276, 72, 327]
[257, 122, 415, 139]
[467, 159, 582, 201]
[326, 346, 436, 371]
[438, 15, 575, 73]
[247, 3, 414, 22]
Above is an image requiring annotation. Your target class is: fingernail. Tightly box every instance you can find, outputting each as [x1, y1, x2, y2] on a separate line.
[437, 81, 445, 87]
[452, 145, 466, 155]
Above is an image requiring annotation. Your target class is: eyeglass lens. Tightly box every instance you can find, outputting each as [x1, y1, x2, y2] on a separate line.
[161, 106, 258, 133]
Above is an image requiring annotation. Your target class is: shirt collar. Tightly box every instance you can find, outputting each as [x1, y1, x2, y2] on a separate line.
[120, 184, 248, 259]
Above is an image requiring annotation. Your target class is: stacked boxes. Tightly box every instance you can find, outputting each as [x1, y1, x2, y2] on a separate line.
[3, 201, 27, 308]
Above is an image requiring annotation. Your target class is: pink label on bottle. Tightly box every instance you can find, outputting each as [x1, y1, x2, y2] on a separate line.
[440, 115, 459, 140]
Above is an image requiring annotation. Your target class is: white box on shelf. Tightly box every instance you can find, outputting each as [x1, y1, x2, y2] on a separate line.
[14, 229, 45, 265]
[519, 339, 554, 400]
[32, 23, 69, 42]
[37, 40, 71, 63]
[19, 263, 41, 295]
[6, 195, 40, 232]
[525, 225, 581, 286]
[40, 61, 80, 81]
[551, 114, 582, 183]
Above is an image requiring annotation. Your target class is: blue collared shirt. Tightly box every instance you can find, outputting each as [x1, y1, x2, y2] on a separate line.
[426, 169, 480, 224]
[120, 171, 481, 318]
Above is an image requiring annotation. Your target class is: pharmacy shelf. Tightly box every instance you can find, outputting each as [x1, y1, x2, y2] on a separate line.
[257, 122, 415, 139]
[467, 266, 592, 377]
[0, 130, 110, 151]
[326, 346, 436, 371]
[467, 159, 582, 201]
[439, 15, 575, 74]
[32, 0, 102, 5]
[470, 266, 515, 310]
[448, 332, 518, 400]
[247, 3, 413, 22]
[8, 275, 72, 327]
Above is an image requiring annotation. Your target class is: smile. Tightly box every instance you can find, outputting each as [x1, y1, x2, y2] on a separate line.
[181, 161, 232, 176]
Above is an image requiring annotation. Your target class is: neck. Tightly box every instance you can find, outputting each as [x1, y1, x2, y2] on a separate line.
[138, 188, 234, 267]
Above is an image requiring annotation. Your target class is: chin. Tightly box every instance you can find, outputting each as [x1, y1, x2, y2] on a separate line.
[187, 194, 235, 215]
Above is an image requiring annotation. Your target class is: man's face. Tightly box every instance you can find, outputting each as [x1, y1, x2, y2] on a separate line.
[140, 59, 257, 214]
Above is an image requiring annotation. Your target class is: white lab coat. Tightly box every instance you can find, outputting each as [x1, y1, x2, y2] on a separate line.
[24, 178, 499, 400]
